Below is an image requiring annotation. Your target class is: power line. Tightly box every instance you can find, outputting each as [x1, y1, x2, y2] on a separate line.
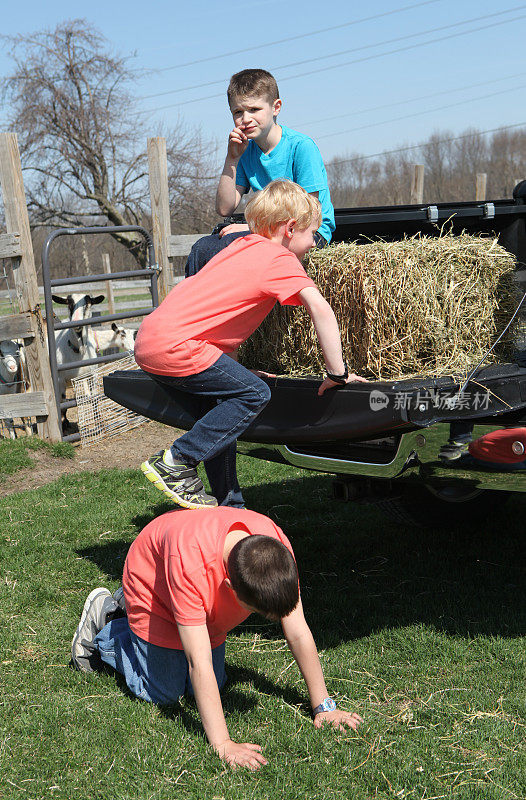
[140, 5, 526, 101]
[295, 72, 526, 129]
[314, 81, 526, 141]
[327, 121, 526, 167]
[152, 0, 444, 73]
[144, 10, 526, 113]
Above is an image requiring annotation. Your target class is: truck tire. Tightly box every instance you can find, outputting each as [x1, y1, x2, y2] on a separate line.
[378, 484, 509, 528]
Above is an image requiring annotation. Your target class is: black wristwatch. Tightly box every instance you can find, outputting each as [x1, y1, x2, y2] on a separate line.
[326, 363, 349, 385]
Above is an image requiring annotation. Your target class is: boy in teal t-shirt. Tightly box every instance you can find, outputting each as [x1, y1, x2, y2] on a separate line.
[185, 68, 335, 277]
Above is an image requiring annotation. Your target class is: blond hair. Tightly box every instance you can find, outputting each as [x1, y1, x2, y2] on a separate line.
[245, 180, 322, 237]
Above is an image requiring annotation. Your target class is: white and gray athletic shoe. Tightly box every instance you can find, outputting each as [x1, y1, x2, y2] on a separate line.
[112, 586, 126, 614]
[71, 587, 118, 672]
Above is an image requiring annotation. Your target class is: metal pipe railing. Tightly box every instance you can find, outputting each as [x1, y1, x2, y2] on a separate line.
[42, 225, 159, 440]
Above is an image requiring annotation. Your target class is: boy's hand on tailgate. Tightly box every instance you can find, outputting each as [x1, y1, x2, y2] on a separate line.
[318, 373, 368, 396]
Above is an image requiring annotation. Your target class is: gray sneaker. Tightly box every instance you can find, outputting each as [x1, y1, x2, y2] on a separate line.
[113, 586, 126, 614]
[140, 450, 218, 509]
[71, 588, 118, 672]
[438, 440, 471, 462]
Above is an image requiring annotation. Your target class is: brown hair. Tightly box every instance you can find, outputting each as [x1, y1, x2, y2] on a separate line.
[227, 69, 279, 106]
[245, 179, 322, 237]
[227, 535, 299, 619]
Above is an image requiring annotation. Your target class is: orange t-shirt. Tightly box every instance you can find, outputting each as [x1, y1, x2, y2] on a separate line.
[134, 234, 316, 376]
[123, 507, 295, 650]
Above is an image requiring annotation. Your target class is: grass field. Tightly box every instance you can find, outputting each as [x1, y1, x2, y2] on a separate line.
[0, 437, 73, 479]
[0, 446, 525, 799]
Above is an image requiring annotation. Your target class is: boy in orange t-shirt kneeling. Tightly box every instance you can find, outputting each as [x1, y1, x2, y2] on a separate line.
[71, 507, 362, 770]
[134, 179, 366, 510]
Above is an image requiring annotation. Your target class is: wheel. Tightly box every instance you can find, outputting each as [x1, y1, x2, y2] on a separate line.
[378, 483, 510, 528]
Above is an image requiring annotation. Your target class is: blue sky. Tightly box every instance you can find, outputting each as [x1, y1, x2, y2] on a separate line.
[1, 0, 526, 166]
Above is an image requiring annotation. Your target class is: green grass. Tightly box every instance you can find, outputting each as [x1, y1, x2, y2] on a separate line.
[0, 436, 74, 478]
[0, 452, 524, 799]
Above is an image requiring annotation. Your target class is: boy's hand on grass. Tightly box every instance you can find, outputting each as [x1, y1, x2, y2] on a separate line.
[219, 223, 250, 238]
[313, 709, 363, 731]
[215, 739, 268, 770]
[317, 374, 368, 396]
[227, 127, 250, 161]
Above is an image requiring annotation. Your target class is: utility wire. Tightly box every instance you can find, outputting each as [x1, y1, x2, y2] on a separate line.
[152, 0, 444, 73]
[314, 81, 526, 141]
[145, 10, 526, 113]
[141, 4, 526, 101]
[327, 121, 526, 167]
[295, 71, 526, 129]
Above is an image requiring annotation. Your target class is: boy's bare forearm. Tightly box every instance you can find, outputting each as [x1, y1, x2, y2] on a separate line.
[285, 627, 328, 710]
[216, 158, 241, 216]
[188, 662, 231, 747]
[309, 302, 346, 374]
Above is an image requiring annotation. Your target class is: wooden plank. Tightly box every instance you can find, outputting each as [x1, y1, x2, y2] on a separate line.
[102, 253, 116, 314]
[0, 311, 34, 340]
[0, 391, 47, 418]
[168, 233, 207, 257]
[476, 172, 487, 201]
[0, 232, 21, 258]
[0, 132, 62, 441]
[410, 164, 425, 205]
[148, 138, 173, 300]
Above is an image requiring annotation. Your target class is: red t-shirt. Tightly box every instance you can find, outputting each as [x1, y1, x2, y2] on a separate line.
[123, 507, 295, 650]
[469, 428, 526, 463]
[134, 234, 316, 376]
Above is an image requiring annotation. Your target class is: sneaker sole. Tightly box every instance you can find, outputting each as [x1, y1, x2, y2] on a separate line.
[140, 460, 217, 510]
[71, 587, 110, 669]
[438, 450, 469, 462]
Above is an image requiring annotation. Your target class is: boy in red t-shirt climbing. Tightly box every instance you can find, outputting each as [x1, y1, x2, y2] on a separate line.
[134, 179, 366, 510]
[71, 507, 363, 770]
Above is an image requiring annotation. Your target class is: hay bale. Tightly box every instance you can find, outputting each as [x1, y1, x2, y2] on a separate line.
[240, 233, 519, 380]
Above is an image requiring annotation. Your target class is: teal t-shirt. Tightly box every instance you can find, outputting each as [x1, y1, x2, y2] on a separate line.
[235, 124, 335, 243]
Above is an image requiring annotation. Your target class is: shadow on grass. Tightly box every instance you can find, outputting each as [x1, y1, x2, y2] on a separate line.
[110, 660, 305, 734]
[78, 471, 526, 645]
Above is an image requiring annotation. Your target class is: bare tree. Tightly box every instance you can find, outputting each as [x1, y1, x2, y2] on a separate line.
[1, 20, 149, 261]
[165, 127, 219, 234]
[326, 127, 526, 208]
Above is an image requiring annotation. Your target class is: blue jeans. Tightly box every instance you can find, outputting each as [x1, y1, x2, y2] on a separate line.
[147, 355, 271, 507]
[449, 421, 474, 444]
[94, 617, 226, 704]
[185, 232, 246, 277]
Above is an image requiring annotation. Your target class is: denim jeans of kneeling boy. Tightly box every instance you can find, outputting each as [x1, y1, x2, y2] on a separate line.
[94, 617, 226, 704]
[146, 354, 271, 507]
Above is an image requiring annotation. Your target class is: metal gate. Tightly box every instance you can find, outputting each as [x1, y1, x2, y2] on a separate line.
[42, 225, 159, 442]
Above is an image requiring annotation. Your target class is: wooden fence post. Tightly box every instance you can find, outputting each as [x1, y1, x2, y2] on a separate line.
[102, 253, 115, 314]
[147, 137, 173, 300]
[410, 165, 425, 204]
[0, 132, 62, 441]
[476, 173, 487, 201]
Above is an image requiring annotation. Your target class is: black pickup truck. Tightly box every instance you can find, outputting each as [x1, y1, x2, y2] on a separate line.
[104, 185, 526, 526]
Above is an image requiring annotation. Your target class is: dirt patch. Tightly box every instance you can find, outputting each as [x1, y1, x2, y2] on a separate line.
[0, 421, 174, 497]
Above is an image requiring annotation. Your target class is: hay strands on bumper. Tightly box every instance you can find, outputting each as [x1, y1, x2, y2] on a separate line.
[103, 363, 526, 445]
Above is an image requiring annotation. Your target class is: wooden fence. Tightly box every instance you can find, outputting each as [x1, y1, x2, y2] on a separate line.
[0, 132, 62, 441]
